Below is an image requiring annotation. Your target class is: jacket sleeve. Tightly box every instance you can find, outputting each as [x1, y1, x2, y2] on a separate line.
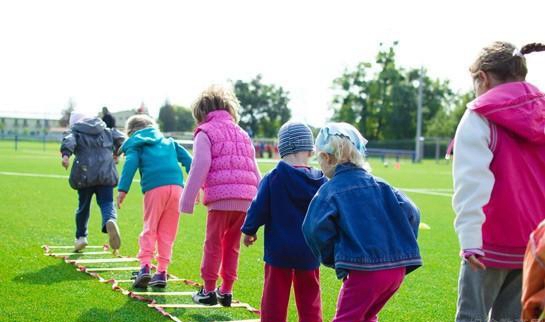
[452, 110, 495, 251]
[394, 189, 421, 238]
[241, 174, 271, 235]
[180, 132, 211, 214]
[60, 131, 76, 157]
[175, 142, 192, 174]
[111, 129, 126, 155]
[117, 147, 139, 193]
[302, 191, 338, 268]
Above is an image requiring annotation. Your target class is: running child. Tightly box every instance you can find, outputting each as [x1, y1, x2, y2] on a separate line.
[117, 114, 192, 288]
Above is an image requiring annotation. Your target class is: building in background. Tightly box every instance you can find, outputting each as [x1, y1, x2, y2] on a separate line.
[0, 112, 61, 136]
[111, 102, 149, 131]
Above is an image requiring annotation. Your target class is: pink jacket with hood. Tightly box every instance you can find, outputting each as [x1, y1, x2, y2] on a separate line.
[453, 81, 545, 269]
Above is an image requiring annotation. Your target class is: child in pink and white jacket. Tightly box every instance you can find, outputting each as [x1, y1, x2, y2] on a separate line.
[180, 85, 261, 307]
[453, 42, 545, 322]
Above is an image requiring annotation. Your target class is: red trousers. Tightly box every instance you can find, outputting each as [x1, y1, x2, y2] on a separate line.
[201, 210, 245, 293]
[260, 264, 322, 322]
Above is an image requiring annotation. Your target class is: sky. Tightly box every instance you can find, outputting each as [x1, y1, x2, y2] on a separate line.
[0, 0, 543, 126]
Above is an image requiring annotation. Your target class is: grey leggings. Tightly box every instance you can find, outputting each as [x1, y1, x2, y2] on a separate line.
[455, 261, 522, 322]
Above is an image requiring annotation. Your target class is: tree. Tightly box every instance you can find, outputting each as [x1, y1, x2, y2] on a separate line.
[425, 91, 473, 138]
[59, 98, 76, 127]
[158, 100, 177, 132]
[173, 105, 194, 132]
[331, 43, 457, 140]
[234, 75, 291, 138]
[158, 100, 195, 133]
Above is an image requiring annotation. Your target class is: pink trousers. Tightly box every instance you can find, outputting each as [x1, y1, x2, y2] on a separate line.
[261, 264, 323, 322]
[200, 210, 245, 293]
[333, 268, 405, 322]
[138, 185, 182, 273]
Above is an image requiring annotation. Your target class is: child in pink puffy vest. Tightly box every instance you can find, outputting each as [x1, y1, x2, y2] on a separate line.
[180, 85, 261, 306]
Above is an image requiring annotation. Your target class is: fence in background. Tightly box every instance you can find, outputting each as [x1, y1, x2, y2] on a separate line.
[1, 134, 452, 163]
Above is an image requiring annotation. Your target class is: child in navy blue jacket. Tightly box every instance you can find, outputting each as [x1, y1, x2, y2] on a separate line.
[241, 122, 327, 322]
[303, 123, 422, 322]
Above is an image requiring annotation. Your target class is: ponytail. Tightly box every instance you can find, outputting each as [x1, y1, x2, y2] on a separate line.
[520, 43, 545, 55]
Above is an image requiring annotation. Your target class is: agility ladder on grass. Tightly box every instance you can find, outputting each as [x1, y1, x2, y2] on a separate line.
[42, 244, 260, 322]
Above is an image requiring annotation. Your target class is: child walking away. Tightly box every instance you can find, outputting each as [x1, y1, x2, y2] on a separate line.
[241, 122, 327, 322]
[61, 112, 125, 252]
[303, 123, 422, 322]
[180, 85, 261, 306]
[452, 42, 545, 322]
[117, 115, 192, 289]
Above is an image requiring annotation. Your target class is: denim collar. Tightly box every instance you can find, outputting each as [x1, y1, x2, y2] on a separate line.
[333, 162, 363, 176]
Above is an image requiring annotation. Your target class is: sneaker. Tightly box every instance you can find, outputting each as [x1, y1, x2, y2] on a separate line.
[149, 271, 167, 288]
[105, 220, 121, 250]
[215, 288, 232, 307]
[132, 265, 151, 288]
[74, 237, 88, 252]
[192, 287, 218, 306]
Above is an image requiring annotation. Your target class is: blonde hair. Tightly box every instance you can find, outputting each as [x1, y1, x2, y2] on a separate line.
[192, 84, 240, 124]
[125, 114, 156, 136]
[317, 135, 364, 167]
[470, 41, 545, 82]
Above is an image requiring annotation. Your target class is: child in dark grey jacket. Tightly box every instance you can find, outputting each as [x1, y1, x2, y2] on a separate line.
[60, 112, 125, 252]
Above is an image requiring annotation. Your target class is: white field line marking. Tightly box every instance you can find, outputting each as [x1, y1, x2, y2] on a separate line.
[6, 170, 452, 197]
[0, 171, 140, 182]
[400, 188, 452, 197]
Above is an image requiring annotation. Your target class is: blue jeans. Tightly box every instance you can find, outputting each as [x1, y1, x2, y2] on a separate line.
[75, 186, 117, 238]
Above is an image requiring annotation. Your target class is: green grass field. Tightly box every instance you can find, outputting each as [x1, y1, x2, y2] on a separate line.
[0, 141, 460, 321]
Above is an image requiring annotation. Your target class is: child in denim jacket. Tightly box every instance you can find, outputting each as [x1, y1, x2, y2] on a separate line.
[303, 123, 422, 322]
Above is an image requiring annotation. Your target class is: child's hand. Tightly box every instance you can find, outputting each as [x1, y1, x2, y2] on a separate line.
[117, 191, 127, 209]
[467, 255, 486, 271]
[61, 155, 70, 170]
[243, 234, 257, 247]
[195, 189, 203, 205]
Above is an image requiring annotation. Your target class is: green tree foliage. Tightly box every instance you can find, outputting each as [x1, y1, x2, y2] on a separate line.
[425, 92, 474, 138]
[174, 105, 194, 132]
[331, 43, 461, 140]
[234, 75, 291, 138]
[158, 100, 195, 132]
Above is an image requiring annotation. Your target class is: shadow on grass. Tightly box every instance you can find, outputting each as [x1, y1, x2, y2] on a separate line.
[76, 299, 151, 322]
[12, 261, 89, 285]
[76, 299, 234, 322]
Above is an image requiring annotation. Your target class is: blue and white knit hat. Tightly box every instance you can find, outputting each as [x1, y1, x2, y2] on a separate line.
[277, 122, 315, 158]
[315, 122, 368, 156]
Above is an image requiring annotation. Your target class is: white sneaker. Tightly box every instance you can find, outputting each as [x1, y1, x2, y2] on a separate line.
[74, 237, 88, 252]
[105, 220, 121, 250]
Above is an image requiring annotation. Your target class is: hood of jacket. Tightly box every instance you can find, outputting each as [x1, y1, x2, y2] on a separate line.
[121, 127, 164, 152]
[275, 160, 326, 205]
[71, 117, 107, 135]
[469, 81, 545, 144]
